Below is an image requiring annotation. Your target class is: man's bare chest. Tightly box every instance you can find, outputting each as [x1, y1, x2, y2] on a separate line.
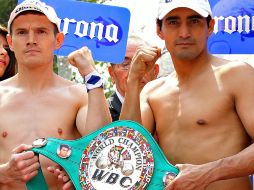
[150, 87, 234, 127]
[0, 94, 79, 140]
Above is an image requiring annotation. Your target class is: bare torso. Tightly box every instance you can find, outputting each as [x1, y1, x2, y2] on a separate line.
[0, 75, 87, 190]
[142, 61, 252, 190]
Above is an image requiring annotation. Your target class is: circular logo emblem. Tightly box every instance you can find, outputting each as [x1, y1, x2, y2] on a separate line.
[57, 144, 72, 159]
[79, 127, 154, 189]
[163, 172, 177, 187]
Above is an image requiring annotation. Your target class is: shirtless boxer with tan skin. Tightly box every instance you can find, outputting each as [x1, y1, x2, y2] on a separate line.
[120, 0, 254, 190]
[0, 0, 111, 189]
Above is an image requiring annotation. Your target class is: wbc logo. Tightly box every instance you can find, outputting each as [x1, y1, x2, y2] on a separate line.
[79, 127, 154, 190]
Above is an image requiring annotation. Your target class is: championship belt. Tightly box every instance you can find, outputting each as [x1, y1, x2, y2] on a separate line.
[26, 120, 179, 190]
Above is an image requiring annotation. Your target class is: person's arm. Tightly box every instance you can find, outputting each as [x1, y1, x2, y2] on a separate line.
[47, 47, 111, 189]
[68, 46, 111, 135]
[120, 46, 160, 126]
[0, 144, 39, 185]
[119, 67, 143, 123]
[166, 63, 254, 190]
[48, 47, 111, 189]
[208, 63, 254, 180]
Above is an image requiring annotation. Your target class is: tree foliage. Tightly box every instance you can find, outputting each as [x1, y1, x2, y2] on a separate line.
[0, 0, 17, 26]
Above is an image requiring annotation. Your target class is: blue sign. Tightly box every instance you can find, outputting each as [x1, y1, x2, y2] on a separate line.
[208, 0, 254, 54]
[18, 0, 130, 63]
[17, 0, 254, 55]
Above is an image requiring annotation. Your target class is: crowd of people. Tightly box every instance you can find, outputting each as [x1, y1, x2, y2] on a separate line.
[0, 0, 254, 190]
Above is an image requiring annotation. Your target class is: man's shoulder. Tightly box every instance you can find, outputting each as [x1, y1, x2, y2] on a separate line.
[0, 79, 19, 103]
[55, 75, 87, 94]
[213, 60, 254, 91]
[0, 77, 17, 91]
[214, 60, 254, 76]
[145, 74, 176, 88]
[141, 75, 176, 97]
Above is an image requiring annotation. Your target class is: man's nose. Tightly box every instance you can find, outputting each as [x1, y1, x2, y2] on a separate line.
[179, 24, 191, 39]
[0, 46, 7, 56]
[27, 31, 37, 45]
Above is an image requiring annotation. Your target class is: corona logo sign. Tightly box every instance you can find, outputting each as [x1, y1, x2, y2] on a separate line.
[209, 0, 254, 54]
[61, 18, 121, 44]
[213, 15, 254, 34]
[79, 127, 154, 190]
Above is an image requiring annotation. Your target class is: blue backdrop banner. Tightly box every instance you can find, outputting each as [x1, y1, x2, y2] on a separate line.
[209, 0, 254, 54]
[17, 0, 254, 55]
[18, 0, 131, 63]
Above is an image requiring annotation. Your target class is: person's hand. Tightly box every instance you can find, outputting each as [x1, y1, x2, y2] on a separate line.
[0, 144, 40, 184]
[68, 46, 96, 77]
[164, 164, 211, 190]
[129, 46, 161, 81]
[47, 165, 74, 190]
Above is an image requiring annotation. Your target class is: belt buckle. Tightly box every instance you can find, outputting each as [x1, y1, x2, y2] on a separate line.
[32, 138, 47, 148]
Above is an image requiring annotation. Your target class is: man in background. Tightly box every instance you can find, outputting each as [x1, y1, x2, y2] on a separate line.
[107, 34, 159, 121]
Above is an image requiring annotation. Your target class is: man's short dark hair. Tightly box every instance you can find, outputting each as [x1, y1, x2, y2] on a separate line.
[60, 144, 69, 150]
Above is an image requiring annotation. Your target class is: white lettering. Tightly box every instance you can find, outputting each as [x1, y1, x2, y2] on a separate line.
[74, 20, 89, 37]
[237, 15, 250, 33]
[59, 18, 120, 42]
[225, 16, 236, 34]
[62, 18, 77, 35]
[213, 16, 224, 34]
[213, 15, 254, 34]
[89, 22, 104, 40]
[105, 24, 119, 43]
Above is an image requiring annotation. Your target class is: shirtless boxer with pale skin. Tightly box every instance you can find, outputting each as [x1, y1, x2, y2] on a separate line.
[120, 0, 254, 189]
[0, 0, 111, 189]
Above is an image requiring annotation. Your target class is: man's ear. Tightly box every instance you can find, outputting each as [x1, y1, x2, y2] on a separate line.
[108, 66, 115, 84]
[6, 34, 14, 51]
[208, 19, 215, 37]
[154, 64, 159, 77]
[55, 32, 65, 49]
[156, 23, 164, 40]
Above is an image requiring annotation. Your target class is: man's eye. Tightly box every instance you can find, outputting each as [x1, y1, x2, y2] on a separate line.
[38, 30, 47, 34]
[17, 31, 26, 35]
[169, 20, 178, 25]
[190, 19, 200, 24]
[123, 64, 130, 69]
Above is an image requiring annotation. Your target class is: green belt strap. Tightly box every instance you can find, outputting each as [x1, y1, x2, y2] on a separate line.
[26, 153, 48, 190]
[26, 120, 179, 190]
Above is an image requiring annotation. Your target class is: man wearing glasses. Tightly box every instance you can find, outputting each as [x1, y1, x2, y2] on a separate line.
[107, 35, 159, 121]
